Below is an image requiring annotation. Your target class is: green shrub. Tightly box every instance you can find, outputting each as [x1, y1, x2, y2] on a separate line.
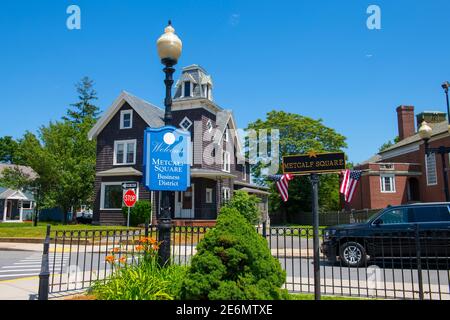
[90, 257, 187, 300]
[180, 206, 288, 300]
[122, 200, 151, 227]
[225, 190, 260, 225]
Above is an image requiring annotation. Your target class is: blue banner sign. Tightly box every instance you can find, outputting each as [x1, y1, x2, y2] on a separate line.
[143, 126, 191, 191]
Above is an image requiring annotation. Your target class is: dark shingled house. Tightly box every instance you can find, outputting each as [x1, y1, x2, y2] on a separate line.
[88, 65, 269, 226]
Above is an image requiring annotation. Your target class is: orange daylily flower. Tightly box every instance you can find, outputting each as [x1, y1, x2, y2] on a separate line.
[119, 256, 127, 264]
[152, 244, 159, 251]
[112, 248, 120, 253]
[105, 255, 115, 264]
[135, 245, 144, 251]
[139, 237, 149, 244]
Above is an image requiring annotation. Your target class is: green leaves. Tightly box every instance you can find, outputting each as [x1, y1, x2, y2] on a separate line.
[122, 201, 152, 227]
[0, 77, 100, 223]
[247, 110, 348, 214]
[91, 258, 187, 300]
[224, 191, 260, 224]
[180, 207, 287, 300]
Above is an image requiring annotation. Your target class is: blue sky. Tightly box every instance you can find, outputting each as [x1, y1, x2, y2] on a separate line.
[1, 0, 449, 164]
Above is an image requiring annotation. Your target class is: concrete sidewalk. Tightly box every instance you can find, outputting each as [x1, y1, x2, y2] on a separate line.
[0, 242, 43, 252]
[0, 276, 39, 300]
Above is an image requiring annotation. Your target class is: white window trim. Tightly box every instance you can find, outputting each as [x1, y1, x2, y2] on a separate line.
[206, 119, 213, 133]
[243, 163, 247, 181]
[222, 187, 231, 202]
[380, 174, 396, 193]
[113, 139, 137, 165]
[205, 188, 213, 204]
[100, 182, 139, 211]
[180, 117, 193, 131]
[222, 150, 231, 173]
[425, 153, 438, 186]
[120, 110, 133, 129]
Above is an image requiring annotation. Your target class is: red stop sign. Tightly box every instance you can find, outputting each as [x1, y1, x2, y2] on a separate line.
[123, 189, 137, 208]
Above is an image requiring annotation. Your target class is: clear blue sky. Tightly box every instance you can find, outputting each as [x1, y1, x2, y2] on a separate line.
[1, 0, 449, 164]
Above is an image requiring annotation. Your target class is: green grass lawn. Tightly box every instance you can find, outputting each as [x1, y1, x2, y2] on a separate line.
[0, 222, 132, 238]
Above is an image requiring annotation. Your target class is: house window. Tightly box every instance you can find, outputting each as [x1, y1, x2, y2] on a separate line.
[120, 110, 133, 129]
[205, 188, 213, 204]
[180, 117, 193, 131]
[426, 153, 437, 185]
[222, 187, 231, 202]
[21, 201, 32, 209]
[100, 183, 123, 210]
[380, 174, 396, 193]
[224, 129, 229, 142]
[114, 140, 136, 165]
[222, 151, 231, 172]
[183, 81, 192, 97]
[207, 120, 213, 133]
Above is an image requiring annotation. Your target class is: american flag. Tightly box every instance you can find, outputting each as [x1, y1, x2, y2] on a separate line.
[268, 174, 295, 202]
[340, 170, 362, 203]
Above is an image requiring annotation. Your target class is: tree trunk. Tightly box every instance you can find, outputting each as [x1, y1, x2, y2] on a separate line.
[62, 206, 68, 225]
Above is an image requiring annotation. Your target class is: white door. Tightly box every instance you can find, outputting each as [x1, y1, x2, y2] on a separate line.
[174, 185, 194, 219]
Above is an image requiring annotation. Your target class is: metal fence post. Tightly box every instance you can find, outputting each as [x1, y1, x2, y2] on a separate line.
[38, 225, 51, 300]
[414, 224, 424, 300]
[145, 222, 149, 237]
[262, 220, 267, 238]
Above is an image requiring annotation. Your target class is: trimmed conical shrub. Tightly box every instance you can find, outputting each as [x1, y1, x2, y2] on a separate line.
[180, 207, 288, 300]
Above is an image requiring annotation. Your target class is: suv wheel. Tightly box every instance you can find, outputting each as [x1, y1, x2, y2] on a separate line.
[339, 242, 366, 267]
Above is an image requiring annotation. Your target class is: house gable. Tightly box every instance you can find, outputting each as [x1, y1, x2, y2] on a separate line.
[88, 91, 164, 141]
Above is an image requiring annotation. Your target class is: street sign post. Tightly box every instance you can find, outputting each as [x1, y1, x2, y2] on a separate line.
[123, 189, 137, 228]
[283, 151, 346, 300]
[122, 182, 138, 190]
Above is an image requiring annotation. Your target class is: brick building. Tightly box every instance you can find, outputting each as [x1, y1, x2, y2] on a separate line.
[351, 106, 450, 210]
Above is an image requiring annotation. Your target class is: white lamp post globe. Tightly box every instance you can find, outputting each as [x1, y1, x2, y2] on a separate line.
[418, 121, 433, 141]
[156, 21, 182, 63]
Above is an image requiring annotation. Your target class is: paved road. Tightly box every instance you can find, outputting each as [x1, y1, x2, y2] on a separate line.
[0, 251, 69, 281]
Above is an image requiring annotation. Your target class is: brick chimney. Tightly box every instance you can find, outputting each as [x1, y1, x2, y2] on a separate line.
[396, 105, 415, 140]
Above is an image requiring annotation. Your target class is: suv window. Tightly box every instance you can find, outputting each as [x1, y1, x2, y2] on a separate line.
[378, 208, 410, 225]
[411, 206, 450, 223]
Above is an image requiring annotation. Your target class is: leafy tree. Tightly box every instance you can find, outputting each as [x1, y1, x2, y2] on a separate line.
[63, 77, 100, 124]
[14, 77, 100, 224]
[0, 136, 19, 164]
[246, 111, 347, 218]
[0, 166, 35, 191]
[378, 136, 400, 152]
[180, 207, 288, 300]
[225, 190, 260, 224]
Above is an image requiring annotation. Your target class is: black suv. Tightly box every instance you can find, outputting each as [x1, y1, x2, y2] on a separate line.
[321, 203, 450, 267]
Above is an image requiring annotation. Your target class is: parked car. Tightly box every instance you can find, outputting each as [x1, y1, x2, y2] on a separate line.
[76, 211, 93, 224]
[321, 203, 450, 267]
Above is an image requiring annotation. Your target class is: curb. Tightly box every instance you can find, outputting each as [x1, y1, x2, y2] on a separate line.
[0, 238, 44, 244]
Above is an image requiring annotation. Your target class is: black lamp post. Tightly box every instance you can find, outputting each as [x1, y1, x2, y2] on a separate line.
[418, 81, 450, 202]
[156, 21, 183, 266]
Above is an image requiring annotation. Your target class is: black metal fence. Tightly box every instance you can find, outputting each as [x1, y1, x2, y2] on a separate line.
[39, 224, 450, 300]
[270, 209, 380, 226]
[259, 226, 450, 300]
[38, 225, 210, 298]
